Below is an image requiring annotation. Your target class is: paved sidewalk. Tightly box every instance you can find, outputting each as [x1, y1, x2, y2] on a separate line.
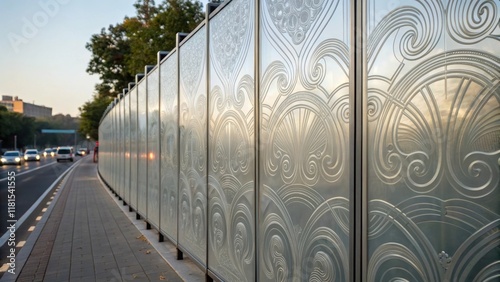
[7, 158, 186, 282]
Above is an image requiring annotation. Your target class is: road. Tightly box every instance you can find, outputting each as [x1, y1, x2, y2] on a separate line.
[0, 155, 86, 273]
[0, 156, 55, 180]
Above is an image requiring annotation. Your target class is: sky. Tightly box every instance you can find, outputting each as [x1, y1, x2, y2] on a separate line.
[0, 0, 209, 117]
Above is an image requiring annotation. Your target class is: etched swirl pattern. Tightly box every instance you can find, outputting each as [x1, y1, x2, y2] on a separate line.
[265, 93, 345, 186]
[447, 0, 499, 44]
[260, 0, 349, 280]
[371, 51, 500, 196]
[97, 0, 500, 281]
[368, 0, 443, 61]
[211, 0, 250, 79]
[265, 0, 326, 44]
[208, 0, 255, 280]
[367, 0, 500, 280]
[179, 26, 207, 264]
[180, 30, 205, 99]
[160, 53, 178, 240]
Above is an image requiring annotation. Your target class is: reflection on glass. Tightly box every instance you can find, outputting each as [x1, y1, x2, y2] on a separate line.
[138, 81, 148, 216]
[366, 0, 500, 281]
[259, 0, 351, 280]
[179, 26, 208, 265]
[130, 86, 139, 209]
[97, 0, 499, 280]
[160, 52, 178, 242]
[148, 68, 160, 228]
[124, 93, 130, 204]
[208, 0, 255, 280]
[119, 98, 124, 197]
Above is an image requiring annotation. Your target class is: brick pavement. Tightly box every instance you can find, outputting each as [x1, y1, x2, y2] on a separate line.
[14, 158, 184, 282]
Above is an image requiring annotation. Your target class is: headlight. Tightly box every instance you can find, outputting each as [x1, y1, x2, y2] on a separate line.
[36, 155, 40, 160]
[15, 157, 21, 162]
[24, 156, 28, 160]
[1, 158, 6, 162]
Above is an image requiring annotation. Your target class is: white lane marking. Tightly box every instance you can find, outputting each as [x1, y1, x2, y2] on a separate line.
[46, 201, 51, 205]
[0, 161, 57, 182]
[36, 216, 42, 221]
[42, 208, 47, 212]
[0, 263, 8, 272]
[16, 241, 25, 247]
[28, 226, 35, 232]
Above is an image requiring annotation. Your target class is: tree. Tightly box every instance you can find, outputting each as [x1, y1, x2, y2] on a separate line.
[0, 107, 36, 149]
[120, 0, 204, 75]
[0, 105, 84, 150]
[79, 86, 114, 140]
[85, 0, 203, 92]
[85, 23, 135, 94]
[81, 0, 204, 140]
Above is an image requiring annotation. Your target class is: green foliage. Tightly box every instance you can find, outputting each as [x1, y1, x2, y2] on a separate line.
[0, 108, 33, 149]
[79, 87, 114, 140]
[0, 107, 81, 151]
[81, 0, 204, 140]
[85, 24, 135, 95]
[85, 0, 204, 92]
[127, 0, 204, 74]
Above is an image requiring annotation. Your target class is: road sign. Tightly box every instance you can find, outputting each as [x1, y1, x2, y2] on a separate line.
[41, 129, 76, 134]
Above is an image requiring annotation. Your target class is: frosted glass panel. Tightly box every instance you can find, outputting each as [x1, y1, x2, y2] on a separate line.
[119, 99, 124, 197]
[138, 81, 148, 216]
[259, 0, 351, 280]
[208, 0, 255, 280]
[179, 26, 207, 265]
[160, 52, 178, 243]
[112, 107, 117, 190]
[147, 68, 160, 228]
[124, 93, 130, 204]
[99, 113, 112, 185]
[366, 0, 500, 281]
[130, 86, 138, 209]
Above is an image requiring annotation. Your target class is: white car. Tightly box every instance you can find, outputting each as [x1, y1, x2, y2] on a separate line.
[56, 147, 74, 162]
[24, 149, 41, 161]
[43, 148, 55, 157]
[1, 151, 24, 165]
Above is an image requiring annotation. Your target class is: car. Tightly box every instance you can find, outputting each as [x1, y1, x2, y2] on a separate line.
[24, 149, 41, 161]
[76, 148, 88, 156]
[56, 147, 74, 162]
[43, 148, 55, 157]
[1, 151, 24, 165]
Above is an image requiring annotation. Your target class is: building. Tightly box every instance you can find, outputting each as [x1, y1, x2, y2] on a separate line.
[1, 95, 52, 118]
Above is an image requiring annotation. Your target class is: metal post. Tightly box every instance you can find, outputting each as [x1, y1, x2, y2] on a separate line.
[14, 135, 17, 151]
